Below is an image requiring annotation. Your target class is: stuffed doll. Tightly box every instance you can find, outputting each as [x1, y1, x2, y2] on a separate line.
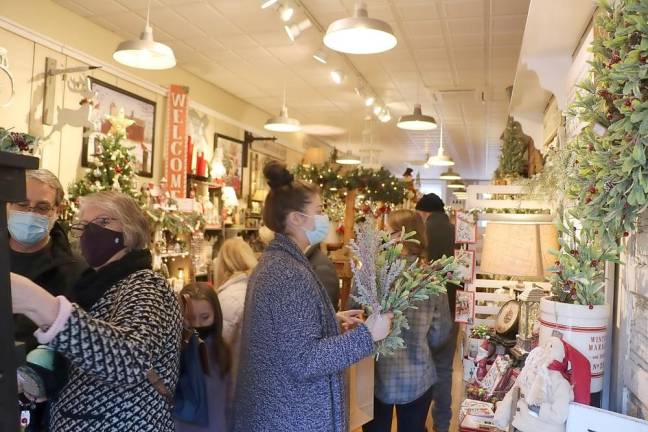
[494, 336, 591, 432]
[474, 338, 496, 381]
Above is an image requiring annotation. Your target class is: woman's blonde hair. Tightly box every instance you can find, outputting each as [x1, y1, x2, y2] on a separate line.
[80, 191, 149, 250]
[213, 237, 258, 288]
[387, 209, 427, 257]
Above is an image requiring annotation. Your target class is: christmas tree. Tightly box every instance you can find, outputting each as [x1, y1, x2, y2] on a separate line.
[494, 116, 527, 179]
[68, 110, 142, 209]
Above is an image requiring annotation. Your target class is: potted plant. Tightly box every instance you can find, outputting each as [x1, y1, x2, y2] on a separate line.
[540, 214, 620, 393]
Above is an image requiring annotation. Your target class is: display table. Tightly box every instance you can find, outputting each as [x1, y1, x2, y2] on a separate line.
[0, 152, 39, 432]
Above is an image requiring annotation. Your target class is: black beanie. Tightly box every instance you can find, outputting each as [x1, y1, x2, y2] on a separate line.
[415, 193, 445, 212]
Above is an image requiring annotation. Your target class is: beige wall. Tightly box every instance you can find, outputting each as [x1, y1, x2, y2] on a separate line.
[0, 0, 304, 199]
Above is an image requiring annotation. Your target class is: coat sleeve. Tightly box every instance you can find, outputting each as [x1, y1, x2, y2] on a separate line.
[218, 285, 246, 347]
[267, 269, 374, 381]
[47, 273, 181, 387]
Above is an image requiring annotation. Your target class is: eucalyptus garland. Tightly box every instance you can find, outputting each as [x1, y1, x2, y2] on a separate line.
[566, 0, 648, 245]
[294, 162, 408, 205]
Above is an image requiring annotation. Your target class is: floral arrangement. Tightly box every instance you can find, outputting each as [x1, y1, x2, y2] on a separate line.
[294, 162, 408, 205]
[0, 127, 39, 154]
[349, 219, 459, 357]
[471, 324, 493, 339]
[548, 212, 621, 306]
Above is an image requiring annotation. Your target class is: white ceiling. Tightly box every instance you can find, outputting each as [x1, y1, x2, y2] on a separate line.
[54, 0, 530, 180]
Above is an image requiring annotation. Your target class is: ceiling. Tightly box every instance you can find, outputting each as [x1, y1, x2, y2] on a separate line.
[53, 0, 530, 180]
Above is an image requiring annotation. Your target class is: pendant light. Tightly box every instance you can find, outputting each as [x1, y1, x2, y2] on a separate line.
[113, 0, 176, 70]
[427, 125, 455, 166]
[323, 1, 397, 55]
[264, 84, 301, 133]
[397, 104, 438, 130]
[335, 150, 361, 165]
[439, 168, 461, 180]
[447, 180, 465, 189]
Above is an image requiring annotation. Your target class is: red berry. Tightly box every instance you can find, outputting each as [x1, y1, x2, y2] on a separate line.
[624, 99, 632, 107]
[585, 197, 592, 203]
[571, 249, 578, 256]
[591, 260, 599, 267]
[588, 304, 594, 310]
[589, 186, 597, 194]
[624, 231, 630, 237]
[588, 144, 594, 151]
[554, 261, 560, 266]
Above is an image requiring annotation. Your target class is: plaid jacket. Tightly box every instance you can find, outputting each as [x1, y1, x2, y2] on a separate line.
[374, 293, 447, 404]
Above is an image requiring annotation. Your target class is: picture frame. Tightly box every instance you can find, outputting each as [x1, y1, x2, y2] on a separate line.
[454, 248, 476, 284]
[455, 290, 475, 324]
[248, 148, 280, 202]
[455, 211, 478, 244]
[82, 77, 156, 177]
[215, 133, 246, 197]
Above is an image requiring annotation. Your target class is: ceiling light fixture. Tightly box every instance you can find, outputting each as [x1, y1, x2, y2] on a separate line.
[372, 104, 383, 115]
[313, 48, 328, 64]
[323, 1, 397, 54]
[330, 69, 346, 84]
[397, 103, 438, 130]
[427, 125, 455, 166]
[439, 168, 461, 180]
[447, 180, 465, 189]
[264, 84, 301, 133]
[285, 19, 312, 42]
[278, 4, 294, 22]
[378, 109, 391, 123]
[364, 94, 375, 107]
[335, 149, 361, 165]
[261, 0, 278, 8]
[113, 0, 176, 70]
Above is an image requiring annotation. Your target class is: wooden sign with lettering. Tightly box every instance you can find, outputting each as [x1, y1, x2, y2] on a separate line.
[166, 85, 189, 199]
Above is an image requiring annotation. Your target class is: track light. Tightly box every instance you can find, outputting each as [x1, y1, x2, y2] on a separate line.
[285, 19, 312, 42]
[278, 4, 294, 22]
[373, 104, 383, 115]
[313, 48, 328, 64]
[364, 94, 375, 107]
[378, 109, 391, 123]
[261, 0, 278, 8]
[330, 69, 346, 85]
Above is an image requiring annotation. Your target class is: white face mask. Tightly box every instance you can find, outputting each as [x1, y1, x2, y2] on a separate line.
[298, 213, 330, 246]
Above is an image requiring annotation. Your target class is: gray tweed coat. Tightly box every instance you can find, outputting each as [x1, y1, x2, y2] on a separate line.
[232, 234, 374, 432]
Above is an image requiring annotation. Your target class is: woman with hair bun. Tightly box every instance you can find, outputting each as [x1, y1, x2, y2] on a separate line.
[232, 161, 393, 432]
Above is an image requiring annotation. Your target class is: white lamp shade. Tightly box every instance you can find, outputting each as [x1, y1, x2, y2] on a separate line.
[323, 3, 397, 54]
[264, 106, 301, 132]
[113, 25, 176, 70]
[440, 168, 461, 180]
[480, 222, 559, 278]
[336, 150, 361, 165]
[397, 104, 438, 130]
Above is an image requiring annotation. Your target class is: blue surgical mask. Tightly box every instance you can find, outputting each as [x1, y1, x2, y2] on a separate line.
[8, 211, 52, 246]
[299, 213, 330, 246]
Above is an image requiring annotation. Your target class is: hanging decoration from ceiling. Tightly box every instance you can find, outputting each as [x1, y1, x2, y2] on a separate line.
[294, 162, 407, 205]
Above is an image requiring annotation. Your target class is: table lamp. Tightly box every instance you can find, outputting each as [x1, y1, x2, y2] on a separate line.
[480, 222, 558, 356]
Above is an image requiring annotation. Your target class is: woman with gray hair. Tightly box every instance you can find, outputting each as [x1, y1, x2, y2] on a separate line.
[10, 190, 182, 432]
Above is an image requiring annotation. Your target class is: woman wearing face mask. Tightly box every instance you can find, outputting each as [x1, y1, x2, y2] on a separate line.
[176, 282, 230, 432]
[232, 161, 393, 432]
[10, 191, 182, 432]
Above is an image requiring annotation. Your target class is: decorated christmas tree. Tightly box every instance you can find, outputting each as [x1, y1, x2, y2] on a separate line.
[68, 110, 142, 209]
[494, 116, 527, 180]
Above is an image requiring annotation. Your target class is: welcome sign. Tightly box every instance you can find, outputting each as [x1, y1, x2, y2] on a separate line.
[166, 85, 189, 199]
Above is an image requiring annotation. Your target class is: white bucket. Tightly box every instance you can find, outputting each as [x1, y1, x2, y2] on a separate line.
[539, 297, 609, 393]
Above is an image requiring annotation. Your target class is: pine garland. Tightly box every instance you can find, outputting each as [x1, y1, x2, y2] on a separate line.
[294, 162, 408, 205]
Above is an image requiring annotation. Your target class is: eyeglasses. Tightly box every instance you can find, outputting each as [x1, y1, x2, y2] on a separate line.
[70, 217, 118, 238]
[11, 201, 55, 215]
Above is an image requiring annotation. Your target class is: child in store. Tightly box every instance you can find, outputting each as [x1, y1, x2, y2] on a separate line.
[176, 282, 231, 432]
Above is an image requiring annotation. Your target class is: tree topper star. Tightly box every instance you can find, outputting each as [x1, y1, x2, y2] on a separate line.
[106, 109, 135, 136]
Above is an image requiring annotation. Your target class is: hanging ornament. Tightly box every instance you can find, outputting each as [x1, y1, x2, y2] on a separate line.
[112, 176, 121, 191]
[115, 165, 123, 173]
[93, 168, 102, 177]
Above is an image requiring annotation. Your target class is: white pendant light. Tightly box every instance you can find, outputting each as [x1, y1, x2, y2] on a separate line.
[323, 1, 397, 55]
[335, 149, 361, 165]
[264, 85, 301, 133]
[447, 180, 465, 189]
[113, 0, 176, 70]
[427, 125, 455, 166]
[439, 168, 461, 180]
[397, 104, 438, 130]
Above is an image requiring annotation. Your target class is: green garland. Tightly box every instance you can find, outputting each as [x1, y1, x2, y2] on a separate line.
[294, 162, 408, 205]
[566, 0, 648, 245]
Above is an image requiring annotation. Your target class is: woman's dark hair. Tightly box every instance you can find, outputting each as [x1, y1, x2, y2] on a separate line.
[262, 161, 319, 234]
[387, 209, 427, 258]
[180, 282, 230, 377]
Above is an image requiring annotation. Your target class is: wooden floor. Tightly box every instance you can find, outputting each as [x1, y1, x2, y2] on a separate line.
[353, 338, 464, 432]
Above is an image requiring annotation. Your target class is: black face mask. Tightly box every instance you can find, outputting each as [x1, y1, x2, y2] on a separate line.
[195, 326, 213, 340]
[80, 222, 125, 268]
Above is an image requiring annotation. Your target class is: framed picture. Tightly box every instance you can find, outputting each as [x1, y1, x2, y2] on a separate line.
[82, 78, 156, 177]
[454, 248, 476, 284]
[455, 211, 477, 244]
[455, 290, 475, 324]
[249, 149, 280, 200]
[215, 133, 246, 197]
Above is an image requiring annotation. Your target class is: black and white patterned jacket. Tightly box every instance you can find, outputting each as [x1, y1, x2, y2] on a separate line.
[45, 269, 182, 432]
